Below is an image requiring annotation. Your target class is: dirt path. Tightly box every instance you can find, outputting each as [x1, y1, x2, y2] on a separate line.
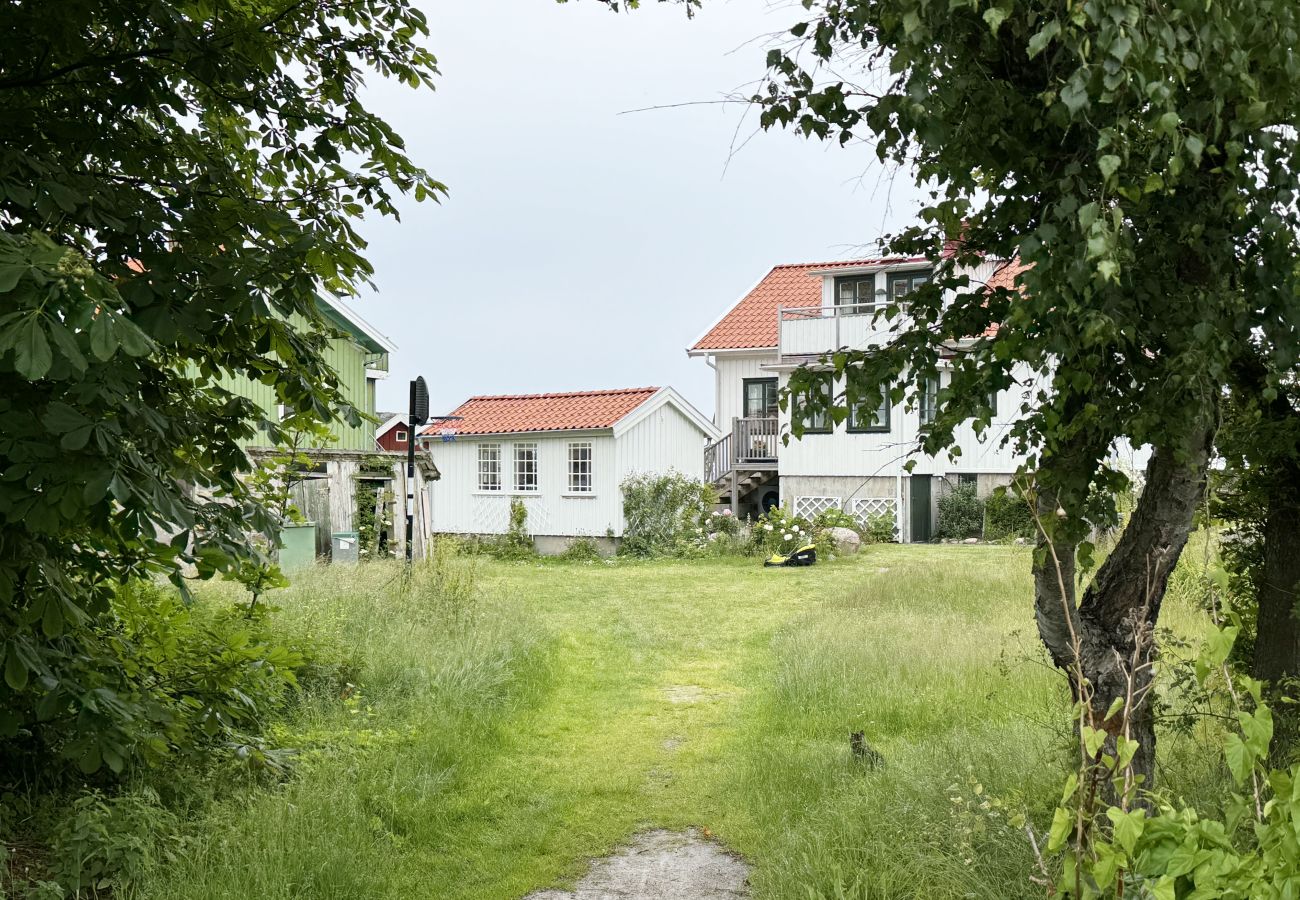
[525, 829, 749, 900]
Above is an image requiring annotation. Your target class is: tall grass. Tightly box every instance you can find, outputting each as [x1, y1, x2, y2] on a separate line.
[129, 543, 1224, 900]
[130, 550, 553, 900]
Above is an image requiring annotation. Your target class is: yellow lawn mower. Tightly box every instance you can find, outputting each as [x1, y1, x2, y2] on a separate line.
[763, 544, 818, 567]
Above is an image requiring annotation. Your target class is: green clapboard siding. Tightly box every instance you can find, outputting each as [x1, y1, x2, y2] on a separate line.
[222, 298, 386, 452]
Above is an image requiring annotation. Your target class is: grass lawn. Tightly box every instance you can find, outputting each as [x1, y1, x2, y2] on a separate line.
[135, 544, 1213, 899]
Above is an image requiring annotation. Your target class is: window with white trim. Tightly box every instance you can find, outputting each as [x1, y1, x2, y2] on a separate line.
[395, 429, 407, 443]
[478, 443, 502, 491]
[848, 381, 891, 433]
[513, 443, 539, 492]
[918, 376, 940, 427]
[567, 442, 593, 493]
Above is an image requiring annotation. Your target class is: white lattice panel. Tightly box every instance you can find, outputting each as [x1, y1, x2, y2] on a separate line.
[851, 497, 899, 538]
[794, 496, 841, 520]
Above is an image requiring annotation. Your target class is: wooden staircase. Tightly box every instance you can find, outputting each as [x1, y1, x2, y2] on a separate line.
[704, 417, 779, 513]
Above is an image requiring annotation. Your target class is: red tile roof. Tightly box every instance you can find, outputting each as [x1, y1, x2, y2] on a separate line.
[691, 257, 928, 351]
[981, 257, 1030, 337]
[421, 387, 660, 437]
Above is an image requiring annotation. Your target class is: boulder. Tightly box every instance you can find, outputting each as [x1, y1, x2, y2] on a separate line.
[827, 526, 862, 555]
[962, 537, 980, 544]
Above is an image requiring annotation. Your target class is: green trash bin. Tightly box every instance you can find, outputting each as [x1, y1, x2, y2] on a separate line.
[279, 522, 317, 573]
[331, 531, 360, 564]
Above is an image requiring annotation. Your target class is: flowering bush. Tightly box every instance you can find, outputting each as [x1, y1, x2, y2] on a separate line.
[752, 506, 816, 555]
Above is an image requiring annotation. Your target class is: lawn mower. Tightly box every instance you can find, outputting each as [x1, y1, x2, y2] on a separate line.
[763, 543, 817, 567]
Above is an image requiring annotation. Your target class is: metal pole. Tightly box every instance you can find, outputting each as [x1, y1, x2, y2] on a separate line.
[405, 379, 416, 564]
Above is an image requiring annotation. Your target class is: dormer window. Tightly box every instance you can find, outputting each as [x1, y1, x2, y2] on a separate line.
[888, 270, 930, 304]
[834, 274, 877, 315]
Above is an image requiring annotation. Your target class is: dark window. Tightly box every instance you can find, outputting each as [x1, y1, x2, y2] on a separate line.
[918, 376, 940, 426]
[743, 378, 779, 419]
[848, 384, 891, 433]
[958, 473, 978, 488]
[834, 274, 878, 315]
[794, 373, 833, 434]
[887, 270, 931, 306]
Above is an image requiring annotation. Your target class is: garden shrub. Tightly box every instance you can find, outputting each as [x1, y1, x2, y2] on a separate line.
[620, 471, 716, 557]
[863, 512, 898, 543]
[936, 482, 984, 540]
[559, 537, 603, 562]
[983, 487, 1036, 542]
[811, 507, 865, 536]
[484, 499, 535, 560]
[752, 506, 816, 556]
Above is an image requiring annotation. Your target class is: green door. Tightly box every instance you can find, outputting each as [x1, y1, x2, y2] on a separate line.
[909, 475, 932, 542]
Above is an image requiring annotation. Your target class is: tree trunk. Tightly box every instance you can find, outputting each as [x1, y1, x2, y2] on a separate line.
[1253, 464, 1300, 686]
[1034, 414, 1214, 790]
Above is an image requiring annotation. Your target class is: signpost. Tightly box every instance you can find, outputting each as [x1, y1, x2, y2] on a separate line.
[405, 377, 430, 564]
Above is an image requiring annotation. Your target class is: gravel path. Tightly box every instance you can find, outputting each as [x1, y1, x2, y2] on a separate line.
[525, 829, 749, 899]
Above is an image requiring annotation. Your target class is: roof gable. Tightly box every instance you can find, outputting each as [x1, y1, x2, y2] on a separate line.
[690, 257, 926, 352]
[420, 387, 661, 437]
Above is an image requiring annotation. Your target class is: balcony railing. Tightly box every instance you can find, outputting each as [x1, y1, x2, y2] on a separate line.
[704, 416, 779, 483]
[778, 304, 899, 361]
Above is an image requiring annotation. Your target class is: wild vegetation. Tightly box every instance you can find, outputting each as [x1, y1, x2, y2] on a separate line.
[0, 543, 1241, 899]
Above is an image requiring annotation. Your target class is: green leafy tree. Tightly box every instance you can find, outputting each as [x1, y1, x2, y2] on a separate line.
[0, 0, 441, 777]
[597, 0, 1300, 779]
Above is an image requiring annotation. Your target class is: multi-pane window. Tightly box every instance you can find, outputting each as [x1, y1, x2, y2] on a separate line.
[794, 374, 833, 433]
[567, 442, 594, 493]
[513, 443, 539, 492]
[743, 378, 779, 419]
[918, 376, 940, 427]
[478, 443, 502, 491]
[848, 383, 891, 433]
[887, 270, 930, 306]
[834, 274, 878, 315]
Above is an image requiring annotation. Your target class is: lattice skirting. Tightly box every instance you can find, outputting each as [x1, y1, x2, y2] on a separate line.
[851, 497, 899, 537]
[793, 496, 841, 520]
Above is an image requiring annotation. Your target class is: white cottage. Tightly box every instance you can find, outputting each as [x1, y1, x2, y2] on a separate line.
[688, 254, 1150, 541]
[420, 387, 718, 554]
[688, 255, 1036, 541]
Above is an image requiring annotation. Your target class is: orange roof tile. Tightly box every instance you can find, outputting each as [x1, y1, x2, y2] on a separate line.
[981, 257, 1030, 337]
[421, 387, 660, 437]
[691, 257, 928, 351]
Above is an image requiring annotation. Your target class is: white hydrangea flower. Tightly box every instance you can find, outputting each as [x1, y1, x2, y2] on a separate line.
[764, 523, 773, 531]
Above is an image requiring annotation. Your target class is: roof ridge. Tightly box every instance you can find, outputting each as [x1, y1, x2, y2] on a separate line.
[770, 255, 929, 270]
[464, 386, 660, 402]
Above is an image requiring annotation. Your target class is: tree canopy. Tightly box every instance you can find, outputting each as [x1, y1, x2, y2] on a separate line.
[0, 0, 440, 775]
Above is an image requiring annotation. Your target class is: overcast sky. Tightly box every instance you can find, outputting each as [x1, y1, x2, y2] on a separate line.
[353, 0, 924, 418]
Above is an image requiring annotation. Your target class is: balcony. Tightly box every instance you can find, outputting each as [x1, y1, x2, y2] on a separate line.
[778, 305, 899, 363]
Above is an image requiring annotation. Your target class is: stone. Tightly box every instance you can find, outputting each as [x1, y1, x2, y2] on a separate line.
[963, 537, 980, 544]
[827, 526, 861, 555]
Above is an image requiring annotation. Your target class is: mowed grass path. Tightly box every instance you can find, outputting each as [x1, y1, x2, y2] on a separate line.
[139, 546, 1210, 899]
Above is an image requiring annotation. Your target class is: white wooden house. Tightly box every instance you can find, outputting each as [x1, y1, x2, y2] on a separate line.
[419, 387, 718, 554]
[688, 254, 1040, 541]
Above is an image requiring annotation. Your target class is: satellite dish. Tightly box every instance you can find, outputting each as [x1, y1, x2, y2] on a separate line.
[410, 376, 429, 426]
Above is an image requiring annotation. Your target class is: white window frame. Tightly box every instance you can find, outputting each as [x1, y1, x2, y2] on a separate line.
[395, 430, 407, 444]
[477, 443, 502, 492]
[513, 443, 539, 493]
[918, 376, 940, 427]
[567, 442, 594, 494]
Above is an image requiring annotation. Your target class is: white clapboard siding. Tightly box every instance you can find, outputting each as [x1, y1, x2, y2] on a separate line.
[427, 432, 622, 537]
[713, 353, 775, 430]
[425, 389, 716, 539]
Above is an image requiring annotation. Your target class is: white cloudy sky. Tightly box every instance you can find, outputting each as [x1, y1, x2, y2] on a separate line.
[353, 0, 924, 417]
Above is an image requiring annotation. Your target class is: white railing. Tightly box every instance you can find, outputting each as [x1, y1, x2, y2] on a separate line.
[778, 305, 900, 361]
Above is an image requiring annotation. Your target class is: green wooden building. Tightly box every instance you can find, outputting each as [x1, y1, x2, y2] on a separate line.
[230, 295, 395, 451]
